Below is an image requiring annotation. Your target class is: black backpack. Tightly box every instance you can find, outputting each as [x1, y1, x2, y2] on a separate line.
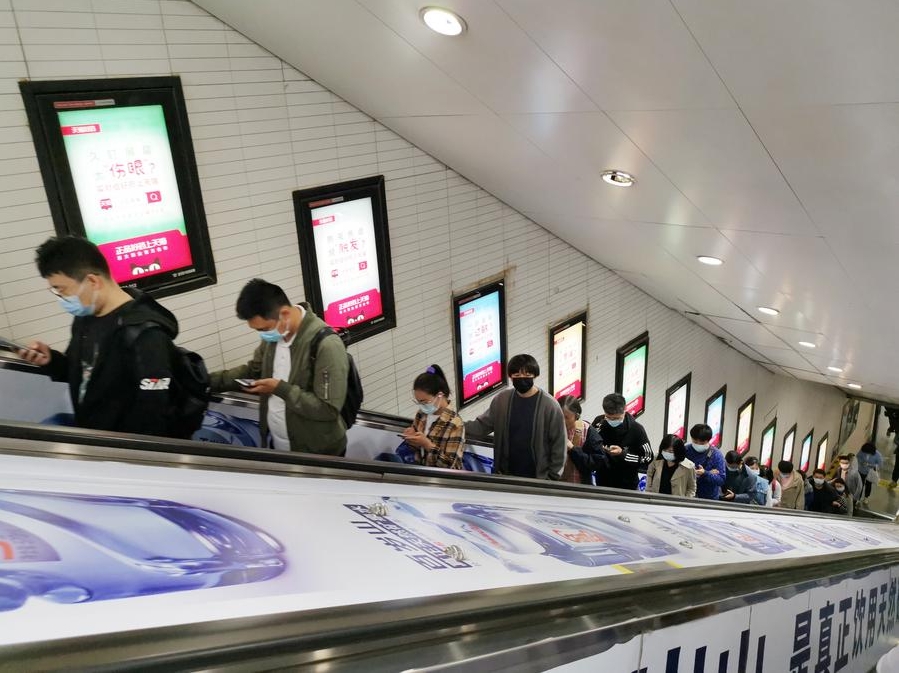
[307, 326, 363, 429]
[124, 323, 211, 439]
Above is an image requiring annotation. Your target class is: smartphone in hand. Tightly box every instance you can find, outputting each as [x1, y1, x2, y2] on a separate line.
[0, 337, 34, 354]
[234, 378, 255, 388]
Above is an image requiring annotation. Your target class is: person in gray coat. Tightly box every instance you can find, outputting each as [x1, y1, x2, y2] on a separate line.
[465, 354, 566, 480]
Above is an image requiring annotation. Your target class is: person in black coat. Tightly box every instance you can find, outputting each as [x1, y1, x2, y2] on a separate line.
[591, 393, 653, 490]
[808, 468, 841, 514]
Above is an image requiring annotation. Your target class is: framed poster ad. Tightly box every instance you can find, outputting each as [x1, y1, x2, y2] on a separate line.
[735, 395, 755, 455]
[452, 280, 507, 408]
[782, 424, 797, 463]
[760, 418, 777, 467]
[664, 374, 691, 440]
[549, 312, 587, 400]
[615, 332, 649, 418]
[704, 386, 727, 449]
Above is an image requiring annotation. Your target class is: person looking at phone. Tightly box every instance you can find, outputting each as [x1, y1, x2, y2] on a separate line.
[20, 236, 179, 437]
[208, 279, 348, 455]
[591, 393, 654, 490]
[720, 450, 757, 504]
[684, 423, 726, 501]
[398, 365, 465, 469]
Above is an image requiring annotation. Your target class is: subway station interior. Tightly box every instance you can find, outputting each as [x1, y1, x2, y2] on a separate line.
[3, 1, 899, 671]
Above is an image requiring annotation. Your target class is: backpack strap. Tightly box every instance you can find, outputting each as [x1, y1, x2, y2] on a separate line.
[307, 326, 336, 389]
[122, 321, 162, 350]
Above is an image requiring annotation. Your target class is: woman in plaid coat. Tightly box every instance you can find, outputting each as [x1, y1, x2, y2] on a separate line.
[401, 364, 466, 469]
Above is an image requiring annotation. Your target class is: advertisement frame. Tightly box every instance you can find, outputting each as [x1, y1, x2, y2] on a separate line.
[452, 279, 508, 409]
[760, 417, 777, 467]
[735, 394, 756, 455]
[704, 385, 727, 449]
[663, 373, 692, 440]
[614, 331, 649, 419]
[19, 76, 216, 299]
[816, 432, 830, 470]
[292, 175, 396, 343]
[548, 311, 587, 400]
[799, 429, 814, 472]
[782, 423, 798, 463]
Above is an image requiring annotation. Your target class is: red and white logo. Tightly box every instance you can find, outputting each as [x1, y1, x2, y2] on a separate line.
[139, 377, 171, 391]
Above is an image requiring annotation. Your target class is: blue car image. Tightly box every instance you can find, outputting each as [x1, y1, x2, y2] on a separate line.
[0, 490, 286, 612]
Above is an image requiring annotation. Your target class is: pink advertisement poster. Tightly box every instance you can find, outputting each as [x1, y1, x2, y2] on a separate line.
[552, 321, 584, 400]
[458, 292, 503, 402]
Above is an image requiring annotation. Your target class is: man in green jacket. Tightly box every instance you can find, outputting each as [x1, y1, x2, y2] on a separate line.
[209, 278, 348, 455]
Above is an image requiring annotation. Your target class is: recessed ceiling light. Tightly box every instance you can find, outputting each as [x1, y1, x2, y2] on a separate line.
[601, 170, 636, 187]
[697, 255, 724, 266]
[847, 383, 862, 390]
[827, 366, 844, 373]
[757, 306, 780, 316]
[420, 7, 467, 36]
[798, 341, 816, 349]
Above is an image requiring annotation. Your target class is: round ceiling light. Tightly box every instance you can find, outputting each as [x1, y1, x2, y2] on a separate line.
[420, 7, 467, 36]
[827, 366, 844, 373]
[757, 306, 780, 316]
[798, 341, 816, 349]
[847, 383, 862, 390]
[697, 255, 724, 266]
[601, 170, 636, 187]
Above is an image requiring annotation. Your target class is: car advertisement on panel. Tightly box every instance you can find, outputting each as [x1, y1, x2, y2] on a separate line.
[550, 313, 586, 400]
[57, 104, 192, 284]
[3, 453, 898, 647]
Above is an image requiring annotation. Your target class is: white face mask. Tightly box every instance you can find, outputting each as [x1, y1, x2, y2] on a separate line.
[661, 451, 675, 462]
[748, 468, 759, 475]
[692, 443, 709, 453]
[813, 477, 825, 486]
[840, 463, 850, 470]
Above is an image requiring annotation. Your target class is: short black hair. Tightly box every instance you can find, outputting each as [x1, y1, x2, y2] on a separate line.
[832, 477, 847, 487]
[724, 450, 742, 465]
[35, 236, 110, 280]
[744, 456, 759, 467]
[689, 424, 713, 443]
[507, 354, 539, 377]
[413, 364, 451, 400]
[602, 393, 626, 415]
[658, 434, 686, 463]
[778, 460, 794, 474]
[861, 442, 877, 455]
[235, 278, 291, 320]
[558, 395, 582, 418]
[813, 468, 826, 477]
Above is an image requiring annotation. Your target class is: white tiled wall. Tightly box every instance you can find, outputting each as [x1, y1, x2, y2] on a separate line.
[0, 0, 847, 461]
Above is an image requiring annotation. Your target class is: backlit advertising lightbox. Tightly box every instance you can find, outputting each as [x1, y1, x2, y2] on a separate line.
[615, 332, 649, 418]
[20, 77, 215, 297]
[664, 374, 691, 440]
[453, 280, 507, 408]
[549, 312, 587, 400]
[782, 424, 797, 463]
[705, 386, 727, 449]
[800, 430, 814, 473]
[293, 175, 395, 342]
[816, 434, 829, 470]
[760, 419, 777, 468]
[735, 395, 755, 455]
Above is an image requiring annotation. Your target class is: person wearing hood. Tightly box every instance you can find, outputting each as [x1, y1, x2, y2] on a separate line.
[684, 423, 727, 500]
[721, 451, 758, 504]
[20, 236, 179, 437]
[645, 434, 696, 497]
[831, 454, 864, 503]
[591, 393, 654, 490]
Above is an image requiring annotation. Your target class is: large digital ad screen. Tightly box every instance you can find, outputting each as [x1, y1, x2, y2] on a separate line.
[704, 385, 726, 449]
[615, 332, 649, 418]
[20, 77, 215, 298]
[800, 430, 814, 473]
[735, 395, 755, 456]
[816, 433, 829, 470]
[782, 424, 797, 463]
[760, 418, 777, 468]
[293, 175, 396, 342]
[664, 374, 691, 440]
[453, 280, 507, 408]
[549, 312, 587, 400]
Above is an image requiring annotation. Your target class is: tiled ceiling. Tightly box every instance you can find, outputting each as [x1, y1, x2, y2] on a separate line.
[195, 0, 899, 402]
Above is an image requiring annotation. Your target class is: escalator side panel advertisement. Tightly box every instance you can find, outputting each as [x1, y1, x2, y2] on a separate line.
[2, 453, 898, 646]
[58, 105, 193, 284]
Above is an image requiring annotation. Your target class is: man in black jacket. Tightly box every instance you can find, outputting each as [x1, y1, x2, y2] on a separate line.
[592, 393, 654, 490]
[19, 236, 179, 437]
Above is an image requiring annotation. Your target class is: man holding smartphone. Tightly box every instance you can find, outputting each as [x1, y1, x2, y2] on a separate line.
[207, 279, 349, 455]
[20, 236, 179, 437]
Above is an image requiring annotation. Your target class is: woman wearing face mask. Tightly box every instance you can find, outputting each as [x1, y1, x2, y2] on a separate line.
[399, 365, 466, 469]
[759, 465, 781, 507]
[830, 454, 864, 504]
[744, 456, 771, 506]
[558, 395, 604, 484]
[831, 477, 854, 516]
[645, 435, 697, 497]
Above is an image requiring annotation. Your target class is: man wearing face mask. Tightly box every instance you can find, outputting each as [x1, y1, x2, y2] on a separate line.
[591, 393, 654, 490]
[684, 424, 727, 501]
[208, 278, 348, 455]
[720, 451, 758, 504]
[464, 354, 566, 480]
[807, 468, 840, 513]
[831, 453, 864, 503]
[20, 236, 178, 437]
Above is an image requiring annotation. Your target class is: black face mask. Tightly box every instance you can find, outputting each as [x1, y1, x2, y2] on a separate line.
[511, 377, 535, 394]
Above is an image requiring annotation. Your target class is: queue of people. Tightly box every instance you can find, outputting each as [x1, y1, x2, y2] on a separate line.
[13, 235, 883, 519]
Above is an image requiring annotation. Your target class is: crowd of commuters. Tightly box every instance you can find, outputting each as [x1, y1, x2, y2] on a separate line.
[14, 235, 886, 519]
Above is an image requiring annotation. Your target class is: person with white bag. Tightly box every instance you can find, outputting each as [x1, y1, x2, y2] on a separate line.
[855, 442, 883, 506]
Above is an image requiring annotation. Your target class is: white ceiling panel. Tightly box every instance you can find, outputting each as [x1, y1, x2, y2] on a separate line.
[356, 0, 597, 114]
[707, 317, 786, 350]
[751, 346, 819, 372]
[504, 112, 709, 226]
[609, 108, 818, 236]
[672, 0, 899, 106]
[497, 0, 734, 111]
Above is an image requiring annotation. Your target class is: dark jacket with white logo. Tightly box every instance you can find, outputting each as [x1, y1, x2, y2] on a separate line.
[592, 413, 654, 490]
[42, 289, 178, 437]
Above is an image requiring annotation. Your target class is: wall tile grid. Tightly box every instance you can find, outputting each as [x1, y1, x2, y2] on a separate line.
[0, 0, 846, 459]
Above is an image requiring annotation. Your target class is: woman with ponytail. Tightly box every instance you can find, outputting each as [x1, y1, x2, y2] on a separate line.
[400, 364, 466, 469]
